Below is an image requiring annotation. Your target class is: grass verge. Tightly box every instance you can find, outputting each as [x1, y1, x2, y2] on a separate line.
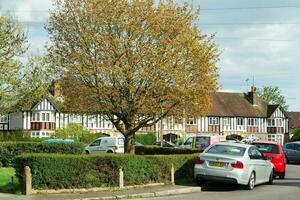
[0, 167, 21, 194]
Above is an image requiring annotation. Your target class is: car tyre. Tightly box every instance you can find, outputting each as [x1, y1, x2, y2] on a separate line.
[107, 150, 114, 153]
[268, 169, 274, 185]
[279, 171, 285, 179]
[85, 150, 90, 154]
[246, 172, 255, 190]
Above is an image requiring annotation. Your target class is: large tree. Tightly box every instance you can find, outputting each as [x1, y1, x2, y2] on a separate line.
[48, 0, 219, 153]
[0, 15, 55, 113]
[258, 86, 288, 111]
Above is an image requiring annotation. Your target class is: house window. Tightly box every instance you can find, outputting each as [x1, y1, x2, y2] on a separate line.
[209, 117, 219, 125]
[223, 118, 231, 126]
[237, 118, 244, 126]
[46, 113, 50, 121]
[276, 119, 283, 127]
[248, 118, 257, 126]
[0, 115, 8, 123]
[186, 118, 197, 125]
[268, 119, 275, 126]
[42, 113, 46, 121]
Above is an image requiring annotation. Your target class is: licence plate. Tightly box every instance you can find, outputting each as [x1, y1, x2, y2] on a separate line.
[210, 161, 227, 167]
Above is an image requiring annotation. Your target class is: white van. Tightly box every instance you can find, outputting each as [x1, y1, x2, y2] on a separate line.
[85, 136, 125, 154]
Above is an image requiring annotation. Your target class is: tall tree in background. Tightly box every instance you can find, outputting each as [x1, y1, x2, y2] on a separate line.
[0, 15, 54, 112]
[48, 0, 219, 153]
[258, 86, 288, 111]
[0, 15, 27, 111]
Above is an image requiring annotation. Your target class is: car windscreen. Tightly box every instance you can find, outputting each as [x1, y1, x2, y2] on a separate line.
[253, 143, 279, 154]
[118, 138, 124, 146]
[206, 144, 246, 157]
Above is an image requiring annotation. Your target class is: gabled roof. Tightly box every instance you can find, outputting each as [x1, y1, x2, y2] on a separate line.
[22, 94, 62, 112]
[287, 112, 300, 129]
[207, 92, 283, 118]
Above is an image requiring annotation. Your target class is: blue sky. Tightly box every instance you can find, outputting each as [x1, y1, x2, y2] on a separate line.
[1, 0, 300, 110]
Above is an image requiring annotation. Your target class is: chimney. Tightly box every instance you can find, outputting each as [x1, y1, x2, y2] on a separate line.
[49, 81, 62, 97]
[248, 86, 258, 106]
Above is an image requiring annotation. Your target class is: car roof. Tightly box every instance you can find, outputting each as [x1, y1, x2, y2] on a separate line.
[213, 142, 252, 148]
[286, 141, 300, 144]
[251, 141, 279, 145]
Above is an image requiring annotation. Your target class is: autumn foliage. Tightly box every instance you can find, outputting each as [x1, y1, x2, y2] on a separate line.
[48, 0, 219, 153]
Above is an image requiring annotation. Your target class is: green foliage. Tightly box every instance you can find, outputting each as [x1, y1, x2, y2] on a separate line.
[55, 123, 107, 144]
[258, 86, 288, 111]
[0, 130, 31, 141]
[0, 167, 21, 193]
[55, 123, 90, 139]
[291, 128, 300, 141]
[14, 153, 198, 190]
[135, 133, 156, 145]
[0, 142, 84, 167]
[135, 146, 203, 155]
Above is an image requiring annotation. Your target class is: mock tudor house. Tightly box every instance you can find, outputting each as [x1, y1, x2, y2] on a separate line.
[0, 87, 289, 144]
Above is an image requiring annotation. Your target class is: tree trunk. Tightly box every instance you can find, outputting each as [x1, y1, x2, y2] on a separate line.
[124, 133, 135, 154]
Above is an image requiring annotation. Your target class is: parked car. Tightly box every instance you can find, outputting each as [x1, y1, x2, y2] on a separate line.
[42, 138, 75, 143]
[153, 141, 175, 147]
[241, 135, 260, 144]
[252, 141, 286, 179]
[194, 143, 274, 190]
[283, 141, 300, 163]
[183, 135, 225, 149]
[85, 136, 124, 154]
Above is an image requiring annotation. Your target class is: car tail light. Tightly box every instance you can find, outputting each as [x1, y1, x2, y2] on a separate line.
[195, 157, 205, 165]
[231, 161, 244, 169]
[115, 145, 119, 150]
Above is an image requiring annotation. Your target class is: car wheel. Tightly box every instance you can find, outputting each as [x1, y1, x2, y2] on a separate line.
[279, 171, 285, 179]
[85, 150, 90, 154]
[268, 169, 274, 185]
[107, 150, 113, 153]
[246, 172, 255, 190]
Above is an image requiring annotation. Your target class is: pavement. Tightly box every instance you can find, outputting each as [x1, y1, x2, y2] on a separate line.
[0, 184, 201, 200]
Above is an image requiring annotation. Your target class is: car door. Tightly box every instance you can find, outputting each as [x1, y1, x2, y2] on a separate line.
[248, 147, 269, 183]
[295, 144, 300, 162]
[284, 143, 296, 162]
[89, 139, 102, 154]
[183, 137, 193, 148]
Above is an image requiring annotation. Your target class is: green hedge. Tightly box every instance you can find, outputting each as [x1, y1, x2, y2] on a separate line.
[14, 153, 198, 190]
[0, 142, 84, 167]
[135, 145, 203, 155]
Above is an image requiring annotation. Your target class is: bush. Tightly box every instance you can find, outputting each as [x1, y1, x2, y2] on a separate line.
[55, 123, 91, 139]
[135, 146, 203, 155]
[135, 132, 156, 145]
[0, 130, 31, 141]
[14, 153, 197, 190]
[0, 142, 84, 167]
[79, 132, 108, 144]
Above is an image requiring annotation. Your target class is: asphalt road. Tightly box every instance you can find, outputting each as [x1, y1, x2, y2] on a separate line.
[148, 164, 300, 200]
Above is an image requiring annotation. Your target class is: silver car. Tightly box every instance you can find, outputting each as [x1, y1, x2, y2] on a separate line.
[194, 143, 274, 190]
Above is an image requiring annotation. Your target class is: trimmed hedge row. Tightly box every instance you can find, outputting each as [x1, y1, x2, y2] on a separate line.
[14, 153, 198, 190]
[135, 145, 204, 155]
[0, 142, 84, 167]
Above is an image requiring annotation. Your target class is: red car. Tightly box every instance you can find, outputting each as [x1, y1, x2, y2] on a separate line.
[251, 141, 286, 179]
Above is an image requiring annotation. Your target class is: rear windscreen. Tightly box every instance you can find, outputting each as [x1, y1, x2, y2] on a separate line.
[206, 144, 246, 156]
[253, 143, 279, 154]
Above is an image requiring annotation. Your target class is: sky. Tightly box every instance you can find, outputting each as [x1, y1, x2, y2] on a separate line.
[1, 0, 300, 110]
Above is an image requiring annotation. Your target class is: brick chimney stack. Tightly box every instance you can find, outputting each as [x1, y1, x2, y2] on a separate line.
[248, 86, 258, 106]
